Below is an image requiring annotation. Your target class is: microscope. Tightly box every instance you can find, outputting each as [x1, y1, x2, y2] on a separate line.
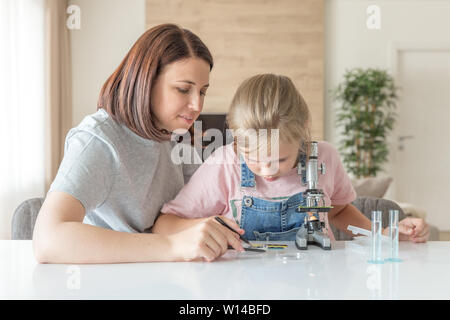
[295, 141, 333, 250]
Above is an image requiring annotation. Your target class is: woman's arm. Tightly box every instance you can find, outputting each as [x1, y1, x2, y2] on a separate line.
[33, 191, 244, 263]
[33, 191, 178, 264]
[153, 212, 243, 235]
[152, 213, 205, 234]
[152, 213, 245, 249]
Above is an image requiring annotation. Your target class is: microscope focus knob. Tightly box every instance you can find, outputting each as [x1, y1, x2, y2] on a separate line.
[320, 163, 326, 175]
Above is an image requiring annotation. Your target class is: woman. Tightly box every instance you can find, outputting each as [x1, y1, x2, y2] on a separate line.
[33, 24, 245, 264]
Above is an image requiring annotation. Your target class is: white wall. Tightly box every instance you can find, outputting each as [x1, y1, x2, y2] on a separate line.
[67, 0, 450, 206]
[325, 0, 450, 203]
[324, 0, 450, 144]
[69, 0, 450, 136]
[69, 0, 146, 126]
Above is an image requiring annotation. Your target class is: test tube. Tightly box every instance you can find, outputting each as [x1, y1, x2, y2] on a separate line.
[387, 210, 402, 262]
[368, 210, 384, 264]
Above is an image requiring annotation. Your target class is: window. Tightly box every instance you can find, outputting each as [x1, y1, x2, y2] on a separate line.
[0, 0, 46, 239]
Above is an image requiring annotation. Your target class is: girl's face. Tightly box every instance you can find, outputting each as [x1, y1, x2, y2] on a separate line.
[242, 140, 301, 182]
[151, 57, 210, 133]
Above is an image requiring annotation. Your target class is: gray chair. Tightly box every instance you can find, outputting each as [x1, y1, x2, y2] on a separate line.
[11, 197, 44, 240]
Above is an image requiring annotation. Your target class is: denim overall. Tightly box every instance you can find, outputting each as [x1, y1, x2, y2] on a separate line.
[239, 154, 308, 241]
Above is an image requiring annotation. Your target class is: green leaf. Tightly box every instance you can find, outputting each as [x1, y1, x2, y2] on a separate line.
[332, 68, 398, 177]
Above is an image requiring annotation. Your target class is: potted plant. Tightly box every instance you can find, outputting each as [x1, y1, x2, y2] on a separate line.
[332, 68, 399, 178]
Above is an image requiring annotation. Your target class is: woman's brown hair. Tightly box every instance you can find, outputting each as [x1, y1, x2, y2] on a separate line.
[97, 23, 213, 142]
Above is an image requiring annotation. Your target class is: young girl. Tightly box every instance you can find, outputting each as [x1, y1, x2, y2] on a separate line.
[152, 73, 373, 255]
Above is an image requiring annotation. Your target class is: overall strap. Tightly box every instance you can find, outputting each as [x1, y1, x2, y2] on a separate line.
[240, 155, 256, 188]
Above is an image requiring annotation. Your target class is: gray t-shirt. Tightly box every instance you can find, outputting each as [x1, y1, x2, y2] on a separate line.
[48, 108, 199, 233]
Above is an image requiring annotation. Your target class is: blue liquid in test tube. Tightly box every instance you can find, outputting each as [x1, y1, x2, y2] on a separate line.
[368, 210, 385, 264]
[386, 210, 402, 262]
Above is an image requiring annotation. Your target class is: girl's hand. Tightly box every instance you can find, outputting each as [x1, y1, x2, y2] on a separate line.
[167, 216, 245, 262]
[398, 217, 429, 242]
[382, 217, 430, 243]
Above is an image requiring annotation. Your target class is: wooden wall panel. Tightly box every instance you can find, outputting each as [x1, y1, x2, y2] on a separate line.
[146, 0, 324, 139]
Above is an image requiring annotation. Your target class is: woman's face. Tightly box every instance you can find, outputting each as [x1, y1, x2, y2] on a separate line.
[151, 57, 210, 134]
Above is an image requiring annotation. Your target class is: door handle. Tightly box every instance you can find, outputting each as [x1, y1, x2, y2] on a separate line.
[398, 135, 414, 150]
[398, 135, 414, 142]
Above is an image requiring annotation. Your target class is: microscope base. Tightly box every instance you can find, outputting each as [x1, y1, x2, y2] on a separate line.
[295, 228, 331, 250]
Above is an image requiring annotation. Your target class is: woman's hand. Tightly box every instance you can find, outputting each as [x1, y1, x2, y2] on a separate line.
[382, 217, 430, 243]
[167, 216, 246, 262]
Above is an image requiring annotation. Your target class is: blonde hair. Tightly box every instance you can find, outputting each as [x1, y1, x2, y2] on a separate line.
[227, 74, 311, 156]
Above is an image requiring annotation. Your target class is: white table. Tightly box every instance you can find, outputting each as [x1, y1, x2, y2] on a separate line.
[1, 240, 449, 300]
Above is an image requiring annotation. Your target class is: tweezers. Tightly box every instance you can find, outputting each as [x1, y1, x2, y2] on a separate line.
[214, 216, 250, 244]
[215, 217, 265, 253]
